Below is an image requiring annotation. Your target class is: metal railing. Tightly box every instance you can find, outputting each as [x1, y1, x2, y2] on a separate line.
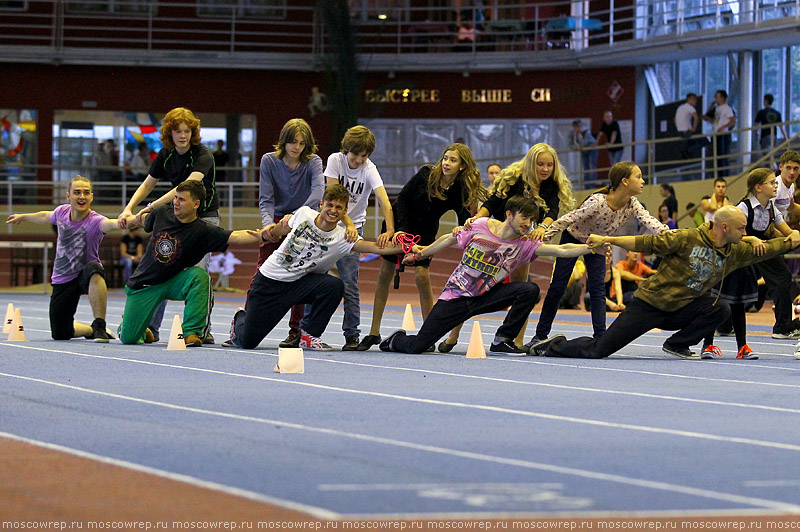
[4, 119, 798, 234]
[2, 0, 799, 67]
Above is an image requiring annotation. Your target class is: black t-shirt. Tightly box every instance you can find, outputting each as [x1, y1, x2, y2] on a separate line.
[391, 166, 471, 244]
[600, 121, 623, 153]
[122, 234, 144, 256]
[127, 205, 231, 290]
[755, 108, 782, 136]
[149, 144, 219, 216]
[483, 177, 559, 223]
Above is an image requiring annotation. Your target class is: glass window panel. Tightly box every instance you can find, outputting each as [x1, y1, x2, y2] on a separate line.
[413, 125, 455, 167]
[704, 55, 728, 99]
[762, 47, 785, 114]
[510, 124, 549, 157]
[678, 59, 701, 99]
[66, 0, 152, 14]
[655, 62, 676, 103]
[197, 0, 285, 18]
[365, 124, 406, 186]
[790, 45, 800, 136]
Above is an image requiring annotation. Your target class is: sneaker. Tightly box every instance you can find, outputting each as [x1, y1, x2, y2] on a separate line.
[794, 340, 800, 360]
[489, 340, 528, 356]
[222, 307, 244, 348]
[150, 330, 160, 343]
[438, 340, 457, 353]
[700, 344, 722, 360]
[144, 328, 155, 344]
[529, 335, 566, 356]
[662, 343, 697, 359]
[202, 333, 215, 345]
[279, 330, 301, 348]
[298, 330, 334, 351]
[736, 344, 759, 360]
[184, 334, 203, 347]
[86, 318, 110, 343]
[523, 336, 547, 351]
[379, 330, 406, 352]
[772, 330, 800, 339]
[342, 336, 360, 351]
[355, 334, 381, 351]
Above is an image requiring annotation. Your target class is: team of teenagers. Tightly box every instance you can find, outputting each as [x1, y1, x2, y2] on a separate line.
[8, 107, 800, 358]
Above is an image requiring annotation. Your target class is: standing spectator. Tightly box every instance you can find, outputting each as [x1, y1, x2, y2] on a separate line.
[596, 111, 623, 167]
[119, 107, 219, 343]
[700, 178, 730, 223]
[486, 163, 502, 188]
[570, 119, 598, 182]
[659, 183, 678, 224]
[754, 94, 788, 155]
[674, 93, 700, 158]
[315, 125, 394, 350]
[213, 139, 230, 181]
[241, 118, 327, 349]
[702, 90, 736, 177]
[120, 226, 145, 283]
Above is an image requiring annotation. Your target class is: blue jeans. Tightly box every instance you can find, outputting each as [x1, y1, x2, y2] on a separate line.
[149, 214, 219, 335]
[535, 231, 608, 340]
[301, 226, 362, 339]
[716, 133, 731, 177]
[608, 149, 623, 166]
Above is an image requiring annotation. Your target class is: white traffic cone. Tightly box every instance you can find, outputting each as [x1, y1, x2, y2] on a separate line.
[166, 315, 186, 351]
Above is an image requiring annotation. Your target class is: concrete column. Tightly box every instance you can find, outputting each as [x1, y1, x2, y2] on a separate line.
[739, 51, 753, 167]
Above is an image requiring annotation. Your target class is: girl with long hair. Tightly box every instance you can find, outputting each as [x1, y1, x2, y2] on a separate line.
[532, 161, 669, 348]
[356, 143, 487, 350]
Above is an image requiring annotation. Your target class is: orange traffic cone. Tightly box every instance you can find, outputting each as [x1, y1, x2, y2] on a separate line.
[166, 315, 186, 351]
[465, 321, 486, 359]
[7, 308, 26, 341]
[401, 304, 417, 331]
[2, 303, 14, 334]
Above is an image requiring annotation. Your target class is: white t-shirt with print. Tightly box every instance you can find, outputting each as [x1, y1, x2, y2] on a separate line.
[324, 152, 384, 228]
[775, 175, 795, 219]
[714, 103, 735, 132]
[259, 206, 359, 282]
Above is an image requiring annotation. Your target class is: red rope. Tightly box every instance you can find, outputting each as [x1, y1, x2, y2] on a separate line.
[393, 232, 421, 289]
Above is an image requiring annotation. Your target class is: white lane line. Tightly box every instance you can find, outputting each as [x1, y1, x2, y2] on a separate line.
[4, 347, 800, 453]
[1, 373, 798, 513]
[8, 343, 800, 420]
[0, 430, 340, 520]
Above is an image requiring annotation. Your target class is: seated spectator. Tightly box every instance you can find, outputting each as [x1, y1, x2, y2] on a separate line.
[120, 226, 145, 283]
[616, 250, 656, 303]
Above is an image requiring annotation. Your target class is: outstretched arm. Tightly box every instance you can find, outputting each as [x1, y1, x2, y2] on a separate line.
[6, 211, 54, 225]
[228, 229, 265, 246]
[586, 234, 638, 251]
[535, 243, 593, 258]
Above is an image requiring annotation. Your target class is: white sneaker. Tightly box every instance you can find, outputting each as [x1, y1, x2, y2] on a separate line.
[299, 330, 334, 351]
[794, 340, 800, 360]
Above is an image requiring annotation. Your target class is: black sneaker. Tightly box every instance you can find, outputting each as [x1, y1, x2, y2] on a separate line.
[279, 330, 301, 348]
[379, 330, 406, 352]
[87, 318, 110, 343]
[203, 333, 215, 345]
[529, 334, 566, 356]
[342, 336, 360, 351]
[489, 340, 528, 356]
[662, 343, 697, 359]
[355, 334, 381, 351]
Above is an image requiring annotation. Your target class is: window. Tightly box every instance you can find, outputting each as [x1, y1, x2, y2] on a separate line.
[704, 55, 728, 101]
[0, 1, 26, 10]
[197, 0, 285, 19]
[678, 59, 701, 99]
[790, 45, 800, 135]
[65, 0, 153, 14]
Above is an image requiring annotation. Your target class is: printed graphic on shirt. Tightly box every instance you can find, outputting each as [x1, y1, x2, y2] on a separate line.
[54, 222, 88, 278]
[687, 246, 724, 292]
[275, 220, 331, 272]
[445, 236, 525, 297]
[153, 232, 181, 264]
[337, 175, 365, 204]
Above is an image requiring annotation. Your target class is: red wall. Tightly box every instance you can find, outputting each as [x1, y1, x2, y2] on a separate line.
[2, 62, 635, 179]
